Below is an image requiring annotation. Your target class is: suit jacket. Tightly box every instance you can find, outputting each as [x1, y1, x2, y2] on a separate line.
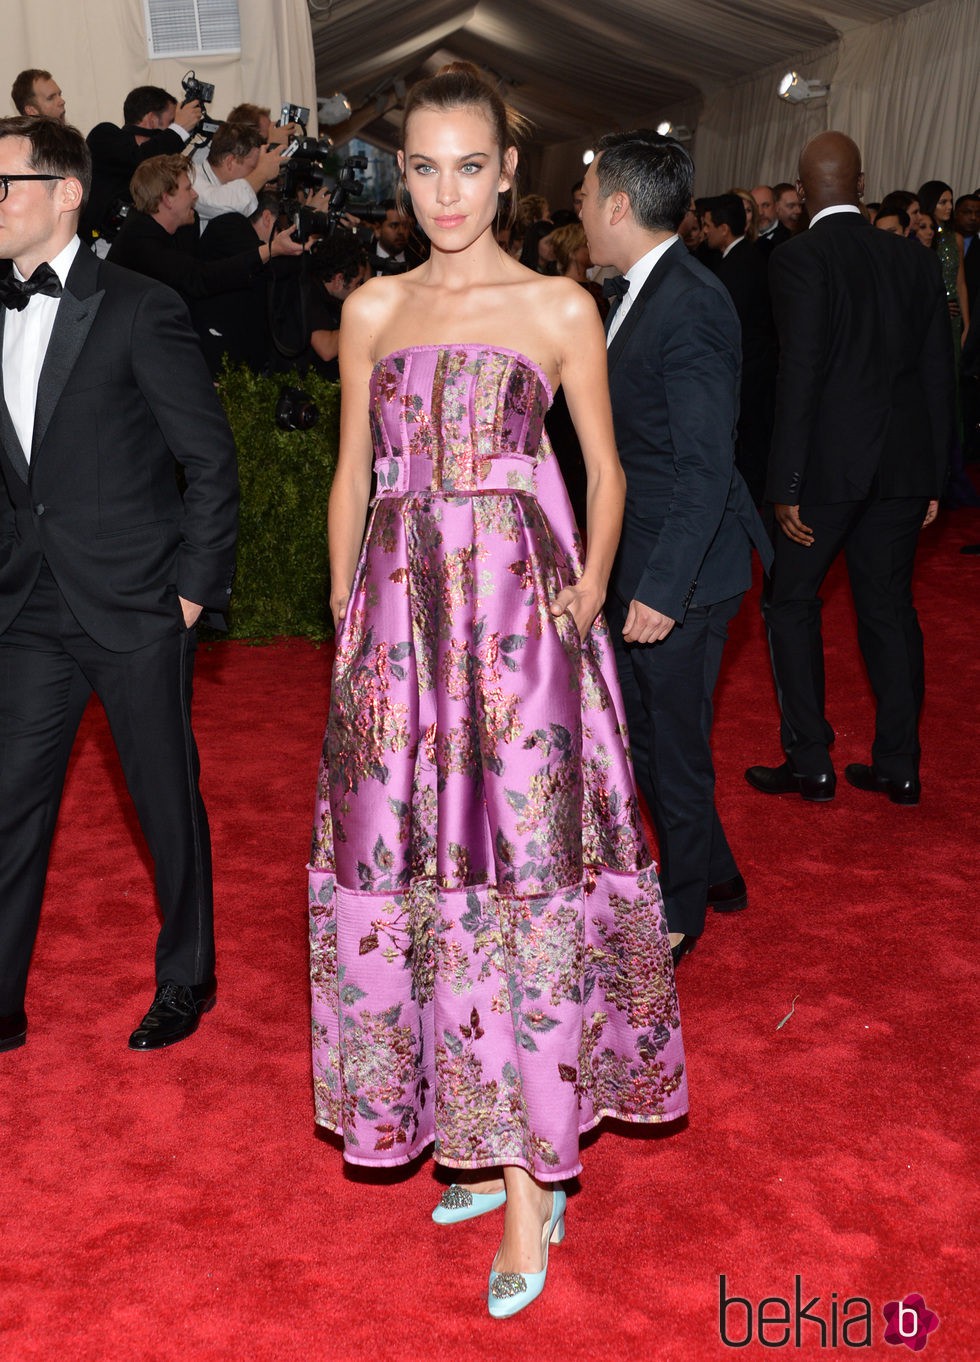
[194, 211, 272, 375]
[964, 235, 980, 312]
[607, 238, 772, 623]
[108, 211, 264, 303]
[767, 212, 954, 504]
[716, 237, 778, 413]
[81, 122, 186, 241]
[0, 247, 238, 651]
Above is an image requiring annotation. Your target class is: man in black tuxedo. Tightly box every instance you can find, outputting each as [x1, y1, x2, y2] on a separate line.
[702, 193, 778, 504]
[580, 131, 772, 964]
[366, 201, 425, 276]
[0, 117, 238, 1052]
[746, 132, 953, 807]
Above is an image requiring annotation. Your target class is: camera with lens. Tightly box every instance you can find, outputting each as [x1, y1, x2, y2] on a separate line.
[279, 102, 310, 129]
[180, 70, 221, 141]
[275, 385, 319, 431]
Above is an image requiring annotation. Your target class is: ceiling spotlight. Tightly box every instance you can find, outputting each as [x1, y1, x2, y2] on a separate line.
[317, 92, 352, 125]
[777, 72, 829, 104]
[583, 148, 595, 165]
[657, 121, 692, 142]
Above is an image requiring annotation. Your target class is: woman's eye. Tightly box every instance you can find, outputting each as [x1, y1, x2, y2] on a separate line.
[461, 163, 481, 174]
[413, 164, 435, 176]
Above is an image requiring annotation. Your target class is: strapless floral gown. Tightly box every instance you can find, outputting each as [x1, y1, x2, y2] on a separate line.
[308, 345, 687, 1179]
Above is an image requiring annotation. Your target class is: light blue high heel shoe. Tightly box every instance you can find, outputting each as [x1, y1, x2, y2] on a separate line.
[432, 1184, 507, 1225]
[487, 1188, 567, 1318]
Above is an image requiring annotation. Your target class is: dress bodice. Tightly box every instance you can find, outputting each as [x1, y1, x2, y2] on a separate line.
[369, 345, 554, 495]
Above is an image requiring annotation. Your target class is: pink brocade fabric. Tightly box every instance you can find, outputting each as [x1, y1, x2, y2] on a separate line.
[308, 346, 687, 1178]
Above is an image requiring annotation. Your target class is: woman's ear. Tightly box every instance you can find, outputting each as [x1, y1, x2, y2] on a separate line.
[396, 150, 405, 177]
[499, 145, 518, 191]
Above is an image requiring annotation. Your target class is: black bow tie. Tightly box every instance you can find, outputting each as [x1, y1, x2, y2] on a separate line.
[602, 274, 630, 301]
[0, 262, 63, 311]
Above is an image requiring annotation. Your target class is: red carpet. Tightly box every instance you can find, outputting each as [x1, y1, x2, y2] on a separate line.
[2, 510, 977, 1361]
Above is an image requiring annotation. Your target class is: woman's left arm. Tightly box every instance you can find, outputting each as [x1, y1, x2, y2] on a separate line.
[548, 283, 626, 639]
[956, 233, 970, 338]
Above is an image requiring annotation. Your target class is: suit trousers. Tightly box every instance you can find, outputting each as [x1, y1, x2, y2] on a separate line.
[762, 494, 929, 780]
[607, 592, 742, 938]
[0, 563, 215, 1013]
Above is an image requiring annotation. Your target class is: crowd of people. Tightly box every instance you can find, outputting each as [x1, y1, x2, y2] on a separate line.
[1, 58, 974, 1322]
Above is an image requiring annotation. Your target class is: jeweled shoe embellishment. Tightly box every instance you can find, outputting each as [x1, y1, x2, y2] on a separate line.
[490, 1273, 528, 1299]
[439, 1185, 473, 1210]
[431, 1183, 507, 1224]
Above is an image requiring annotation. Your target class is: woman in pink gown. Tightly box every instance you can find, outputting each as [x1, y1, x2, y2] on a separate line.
[308, 62, 687, 1317]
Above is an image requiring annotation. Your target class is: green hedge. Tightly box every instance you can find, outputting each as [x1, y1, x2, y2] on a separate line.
[216, 364, 340, 640]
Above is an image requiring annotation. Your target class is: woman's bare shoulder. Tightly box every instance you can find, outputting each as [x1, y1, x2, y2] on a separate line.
[341, 275, 402, 331]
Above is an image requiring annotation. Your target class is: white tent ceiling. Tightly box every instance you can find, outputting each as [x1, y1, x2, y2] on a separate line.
[308, 0, 936, 148]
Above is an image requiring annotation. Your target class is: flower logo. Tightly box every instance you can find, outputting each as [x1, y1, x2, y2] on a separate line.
[882, 1294, 940, 1351]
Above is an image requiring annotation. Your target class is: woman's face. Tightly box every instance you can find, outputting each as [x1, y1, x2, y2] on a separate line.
[399, 105, 515, 252]
[915, 215, 936, 247]
[934, 190, 953, 223]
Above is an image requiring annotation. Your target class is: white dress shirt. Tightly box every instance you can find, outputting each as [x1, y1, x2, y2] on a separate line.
[808, 204, 863, 228]
[606, 234, 679, 346]
[191, 157, 258, 224]
[2, 236, 81, 462]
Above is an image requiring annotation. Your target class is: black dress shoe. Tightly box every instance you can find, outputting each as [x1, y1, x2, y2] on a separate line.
[128, 979, 217, 1051]
[844, 763, 920, 806]
[0, 1009, 28, 1053]
[707, 873, 748, 913]
[745, 761, 836, 802]
[670, 935, 696, 967]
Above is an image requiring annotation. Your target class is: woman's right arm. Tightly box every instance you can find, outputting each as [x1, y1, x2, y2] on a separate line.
[327, 287, 380, 627]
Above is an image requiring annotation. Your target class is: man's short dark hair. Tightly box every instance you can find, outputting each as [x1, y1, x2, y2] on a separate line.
[700, 192, 746, 238]
[954, 193, 980, 211]
[207, 121, 264, 166]
[594, 129, 693, 232]
[310, 234, 368, 285]
[11, 70, 50, 116]
[874, 206, 910, 230]
[249, 190, 280, 225]
[123, 86, 177, 126]
[880, 190, 916, 215]
[772, 182, 795, 201]
[0, 114, 91, 204]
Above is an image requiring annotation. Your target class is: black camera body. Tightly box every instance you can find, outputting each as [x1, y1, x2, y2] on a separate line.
[279, 103, 310, 128]
[181, 72, 215, 106]
[180, 70, 221, 141]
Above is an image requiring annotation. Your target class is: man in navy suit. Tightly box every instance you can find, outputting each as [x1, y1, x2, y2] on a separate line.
[580, 131, 772, 964]
[0, 117, 237, 1053]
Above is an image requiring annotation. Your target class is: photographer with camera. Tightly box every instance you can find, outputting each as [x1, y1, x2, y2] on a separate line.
[192, 121, 283, 225]
[107, 154, 304, 302]
[304, 235, 370, 380]
[192, 190, 283, 375]
[82, 86, 202, 241]
[224, 103, 300, 146]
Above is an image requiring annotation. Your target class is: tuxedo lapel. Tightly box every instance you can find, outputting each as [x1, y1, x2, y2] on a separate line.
[607, 240, 683, 375]
[32, 249, 104, 463]
[0, 308, 30, 484]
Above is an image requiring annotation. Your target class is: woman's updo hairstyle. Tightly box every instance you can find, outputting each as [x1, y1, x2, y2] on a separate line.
[400, 61, 530, 223]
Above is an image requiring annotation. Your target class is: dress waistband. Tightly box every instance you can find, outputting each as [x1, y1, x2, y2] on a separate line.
[372, 451, 536, 497]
